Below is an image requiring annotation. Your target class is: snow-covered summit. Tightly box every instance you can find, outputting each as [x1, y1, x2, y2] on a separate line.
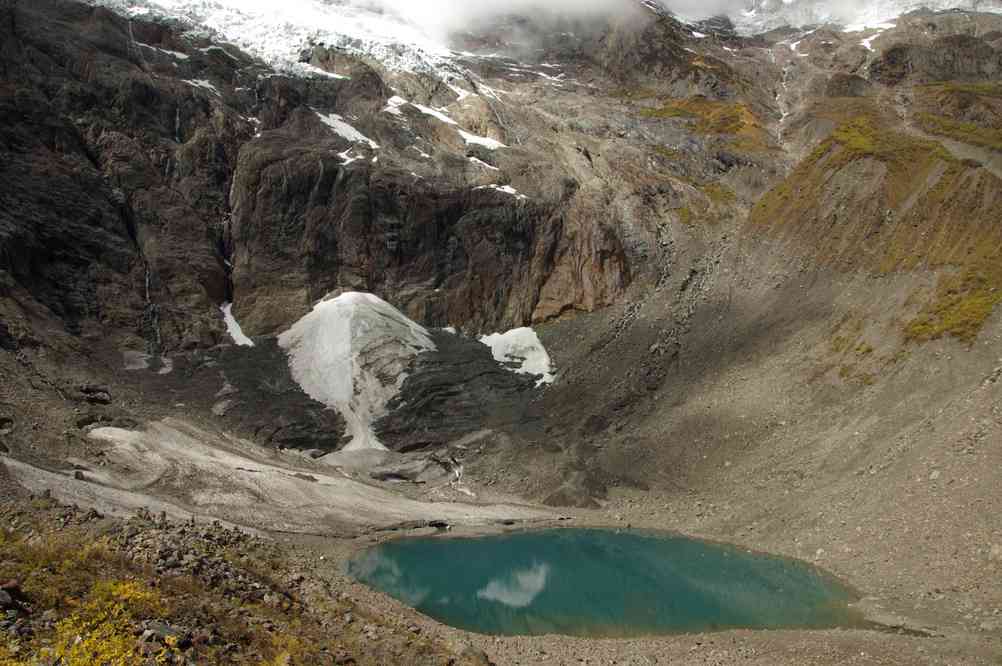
[278, 292, 435, 452]
[734, 0, 1002, 33]
[87, 0, 462, 76]
[91, 0, 1002, 78]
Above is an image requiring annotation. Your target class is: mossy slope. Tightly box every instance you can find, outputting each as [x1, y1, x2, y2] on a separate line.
[749, 100, 1002, 343]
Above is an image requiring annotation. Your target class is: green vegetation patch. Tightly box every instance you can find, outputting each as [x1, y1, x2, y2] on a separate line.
[905, 259, 1002, 344]
[829, 116, 954, 170]
[915, 113, 1002, 152]
[641, 97, 749, 133]
[701, 182, 736, 205]
[640, 96, 772, 152]
[749, 101, 1002, 345]
[917, 81, 1002, 99]
[750, 110, 957, 228]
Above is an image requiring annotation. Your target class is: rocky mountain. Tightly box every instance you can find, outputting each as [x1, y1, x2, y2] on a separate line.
[1, 0, 1002, 663]
[737, 0, 1002, 32]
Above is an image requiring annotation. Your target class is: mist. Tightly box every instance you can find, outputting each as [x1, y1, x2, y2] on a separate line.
[358, 0, 749, 41]
[357, 0, 1002, 41]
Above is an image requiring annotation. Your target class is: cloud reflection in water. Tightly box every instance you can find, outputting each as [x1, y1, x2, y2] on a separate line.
[476, 562, 550, 608]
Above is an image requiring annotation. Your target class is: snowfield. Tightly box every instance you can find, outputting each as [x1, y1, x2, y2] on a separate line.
[87, 0, 462, 76]
[88, 0, 1002, 79]
[314, 110, 380, 149]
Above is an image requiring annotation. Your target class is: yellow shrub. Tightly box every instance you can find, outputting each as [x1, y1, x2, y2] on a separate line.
[52, 581, 167, 666]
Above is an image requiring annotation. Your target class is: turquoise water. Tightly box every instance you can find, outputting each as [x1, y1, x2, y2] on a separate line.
[347, 528, 865, 637]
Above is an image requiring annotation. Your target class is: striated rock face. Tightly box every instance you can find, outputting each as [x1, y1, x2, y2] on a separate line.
[228, 145, 578, 334]
[870, 34, 1002, 84]
[376, 330, 544, 452]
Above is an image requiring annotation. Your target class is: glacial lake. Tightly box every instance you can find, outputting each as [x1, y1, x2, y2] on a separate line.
[347, 528, 866, 637]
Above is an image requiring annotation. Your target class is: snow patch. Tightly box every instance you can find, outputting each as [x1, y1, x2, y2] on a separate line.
[298, 63, 349, 80]
[469, 157, 499, 171]
[476, 184, 526, 200]
[459, 130, 506, 150]
[447, 84, 475, 101]
[735, 0, 1001, 34]
[137, 42, 189, 60]
[339, 149, 363, 165]
[411, 103, 458, 126]
[278, 292, 435, 451]
[220, 303, 254, 347]
[314, 110, 379, 149]
[858, 23, 896, 51]
[383, 95, 409, 115]
[383, 97, 507, 152]
[479, 327, 554, 386]
[183, 79, 220, 96]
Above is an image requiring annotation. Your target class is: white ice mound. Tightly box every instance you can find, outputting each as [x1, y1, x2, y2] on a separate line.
[278, 292, 435, 452]
[479, 327, 555, 387]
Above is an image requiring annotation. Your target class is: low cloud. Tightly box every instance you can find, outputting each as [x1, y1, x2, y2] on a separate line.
[359, 0, 750, 41]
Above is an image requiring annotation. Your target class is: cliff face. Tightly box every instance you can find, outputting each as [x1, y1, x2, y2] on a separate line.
[0, 0, 640, 357]
[0, 1, 245, 353]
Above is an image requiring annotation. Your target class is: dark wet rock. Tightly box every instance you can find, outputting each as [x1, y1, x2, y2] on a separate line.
[0, 581, 28, 612]
[376, 331, 542, 452]
[197, 340, 348, 453]
[2, 0, 638, 367]
[0, 321, 16, 352]
[825, 73, 872, 97]
[715, 150, 750, 171]
[695, 15, 737, 38]
[78, 385, 112, 405]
